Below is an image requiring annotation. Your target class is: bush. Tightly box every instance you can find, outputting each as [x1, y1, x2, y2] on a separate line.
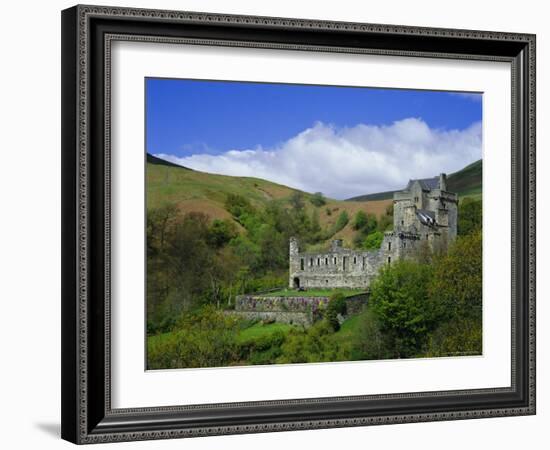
[369, 260, 438, 358]
[225, 193, 254, 218]
[325, 293, 347, 331]
[364, 231, 384, 250]
[207, 219, 238, 248]
[334, 211, 349, 231]
[353, 211, 377, 233]
[352, 309, 388, 360]
[429, 230, 482, 322]
[310, 192, 326, 207]
[458, 198, 482, 236]
[353, 211, 368, 230]
[425, 317, 482, 357]
[277, 321, 348, 364]
[147, 306, 241, 369]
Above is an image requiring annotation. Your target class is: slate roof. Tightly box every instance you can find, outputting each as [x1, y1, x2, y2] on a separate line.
[405, 176, 439, 191]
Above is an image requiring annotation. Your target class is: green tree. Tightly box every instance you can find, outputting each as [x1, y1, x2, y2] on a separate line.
[364, 230, 384, 250]
[310, 192, 326, 207]
[289, 191, 305, 211]
[277, 321, 348, 364]
[429, 230, 482, 322]
[147, 306, 241, 369]
[369, 260, 439, 358]
[334, 211, 350, 232]
[207, 219, 238, 248]
[352, 309, 388, 360]
[224, 193, 254, 218]
[353, 211, 378, 233]
[458, 198, 482, 236]
[325, 293, 347, 331]
[353, 210, 368, 230]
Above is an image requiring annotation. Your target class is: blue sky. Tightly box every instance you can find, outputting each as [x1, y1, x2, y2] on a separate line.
[147, 78, 482, 199]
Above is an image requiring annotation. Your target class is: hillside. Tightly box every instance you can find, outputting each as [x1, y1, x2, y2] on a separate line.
[146, 154, 392, 247]
[347, 159, 482, 201]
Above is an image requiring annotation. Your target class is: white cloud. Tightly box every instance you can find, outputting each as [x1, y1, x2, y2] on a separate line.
[155, 118, 482, 200]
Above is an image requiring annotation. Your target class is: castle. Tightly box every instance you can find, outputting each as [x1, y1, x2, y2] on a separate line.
[289, 173, 458, 289]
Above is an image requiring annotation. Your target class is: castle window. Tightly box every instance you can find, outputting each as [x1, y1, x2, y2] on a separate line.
[403, 241, 406, 249]
[317, 258, 320, 266]
[401, 220, 404, 226]
[388, 256, 391, 264]
[343, 257, 347, 271]
[362, 257, 366, 269]
[414, 196, 419, 203]
[388, 242, 391, 251]
[300, 258, 304, 270]
[353, 256, 357, 264]
[326, 279, 328, 284]
[333, 257, 337, 264]
[310, 258, 313, 266]
[325, 257, 328, 265]
[426, 234, 429, 240]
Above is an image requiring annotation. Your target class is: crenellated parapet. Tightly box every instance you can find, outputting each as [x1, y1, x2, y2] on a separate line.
[289, 173, 458, 290]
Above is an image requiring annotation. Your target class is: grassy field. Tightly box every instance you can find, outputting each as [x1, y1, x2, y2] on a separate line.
[263, 288, 367, 298]
[235, 322, 296, 344]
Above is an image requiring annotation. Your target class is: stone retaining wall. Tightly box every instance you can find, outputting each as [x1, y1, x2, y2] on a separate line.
[232, 292, 369, 326]
[228, 310, 312, 326]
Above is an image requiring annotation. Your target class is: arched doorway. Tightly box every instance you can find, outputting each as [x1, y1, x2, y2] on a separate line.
[293, 277, 300, 289]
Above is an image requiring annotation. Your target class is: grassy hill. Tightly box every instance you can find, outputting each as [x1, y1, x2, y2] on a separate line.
[146, 154, 392, 247]
[347, 159, 482, 202]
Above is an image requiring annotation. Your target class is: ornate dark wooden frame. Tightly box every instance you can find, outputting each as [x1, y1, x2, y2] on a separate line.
[61, 4, 536, 444]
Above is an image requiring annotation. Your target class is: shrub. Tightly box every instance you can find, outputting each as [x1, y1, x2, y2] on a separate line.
[458, 198, 482, 236]
[224, 193, 254, 218]
[324, 293, 347, 331]
[364, 231, 384, 250]
[352, 309, 388, 360]
[277, 321, 347, 364]
[353, 211, 368, 230]
[147, 306, 241, 369]
[207, 219, 238, 248]
[310, 192, 326, 207]
[369, 260, 438, 358]
[425, 317, 482, 357]
[334, 211, 349, 232]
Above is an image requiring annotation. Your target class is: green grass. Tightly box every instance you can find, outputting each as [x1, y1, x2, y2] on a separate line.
[447, 159, 482, 197]
[236, 322, 296, 344]
[263, 288, 367, 298]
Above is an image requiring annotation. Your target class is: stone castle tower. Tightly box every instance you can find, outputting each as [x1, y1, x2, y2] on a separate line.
[288, 174, 458, 289]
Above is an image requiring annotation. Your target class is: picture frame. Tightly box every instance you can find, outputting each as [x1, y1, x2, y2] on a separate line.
[61, 4, 536, 444]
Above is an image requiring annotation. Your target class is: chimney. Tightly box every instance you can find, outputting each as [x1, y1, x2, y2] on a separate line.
[439, 173, 447, 191]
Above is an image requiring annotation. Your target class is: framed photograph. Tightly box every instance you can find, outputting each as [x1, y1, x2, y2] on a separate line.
[61, 5, 536, 444]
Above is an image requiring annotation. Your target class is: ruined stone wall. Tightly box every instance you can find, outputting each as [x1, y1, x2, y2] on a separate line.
[289, 246, 385, 289]
[289, 174, 458, 290]
[234, 295, 330, 326]
[229, 310, 312, 326]
[232, 293, 369, 326]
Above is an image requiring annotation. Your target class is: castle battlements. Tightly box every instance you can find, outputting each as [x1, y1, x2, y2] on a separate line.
[289, 173, 457, 289]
